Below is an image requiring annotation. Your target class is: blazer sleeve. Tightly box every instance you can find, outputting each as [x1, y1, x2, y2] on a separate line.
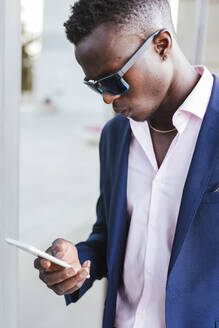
[65, 128, 108, 305]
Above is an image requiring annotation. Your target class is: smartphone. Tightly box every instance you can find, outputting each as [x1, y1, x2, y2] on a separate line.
[5, 237, 72, 269]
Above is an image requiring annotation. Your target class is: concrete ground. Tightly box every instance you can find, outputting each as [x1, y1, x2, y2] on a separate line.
[19, 104, 108, 328]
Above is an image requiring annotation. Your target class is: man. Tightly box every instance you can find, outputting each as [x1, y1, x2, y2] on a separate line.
[34, 1, 219, 327]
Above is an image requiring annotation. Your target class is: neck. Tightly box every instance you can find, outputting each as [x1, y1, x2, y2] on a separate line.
[149, 54, 201, 130]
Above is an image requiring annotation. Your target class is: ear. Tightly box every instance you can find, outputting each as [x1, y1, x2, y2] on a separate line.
[153, 30, 172, 61]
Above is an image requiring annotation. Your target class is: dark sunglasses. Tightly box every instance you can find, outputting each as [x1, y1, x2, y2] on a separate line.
[83, 29, 163, 96]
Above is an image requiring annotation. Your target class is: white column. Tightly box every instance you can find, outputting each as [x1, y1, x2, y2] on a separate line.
[169, 0, 179, 32]
[0, 0, 20, 327]
[194, 0, 209, 64]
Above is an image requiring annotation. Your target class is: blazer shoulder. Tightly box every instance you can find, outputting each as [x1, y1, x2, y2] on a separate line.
[101, 114, 129, 139]
[99, 115, 130, 160]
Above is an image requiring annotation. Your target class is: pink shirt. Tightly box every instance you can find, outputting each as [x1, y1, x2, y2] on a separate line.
[114, 66, 213, 328]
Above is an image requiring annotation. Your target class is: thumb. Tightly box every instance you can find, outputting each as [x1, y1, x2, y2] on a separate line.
[81, 260, 91, 278]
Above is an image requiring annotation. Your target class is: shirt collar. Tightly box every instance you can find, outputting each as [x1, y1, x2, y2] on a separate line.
[172, 65, 213, 134]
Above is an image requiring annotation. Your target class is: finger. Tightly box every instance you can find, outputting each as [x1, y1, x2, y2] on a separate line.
[34, 257, 40, 270]
[68, 260, 90, 283]
[49, 273, 87, 296]
[38, 247, 53, 271]
[40, 267, 79, 287]
[80, 260, 91, 278]
[51, 240, 80, 267]
[39, 269, 65, 286]
[64, 280, 84, 295]
[51, 282, 80, 296]
[51, 241, 82, 274]
[54, 252, 81, 274]
[39, 247, 67, 272]
[34, 247, 52, 271]
[51, 238, 69, 254]
[41, 263, 89, 288]
[47, 262, 91, 296]
[66, 260, 90, 283]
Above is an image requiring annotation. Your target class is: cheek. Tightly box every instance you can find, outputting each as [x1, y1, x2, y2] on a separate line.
[125, 62, 170, 100]
[125, 75, 167, 106]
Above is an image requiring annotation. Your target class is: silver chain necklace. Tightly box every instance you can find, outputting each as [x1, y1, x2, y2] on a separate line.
[148, 121, 177, 134]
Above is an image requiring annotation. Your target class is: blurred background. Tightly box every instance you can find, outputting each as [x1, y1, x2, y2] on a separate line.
[19, 1, 107, 327]
[1, 0, 219, 327]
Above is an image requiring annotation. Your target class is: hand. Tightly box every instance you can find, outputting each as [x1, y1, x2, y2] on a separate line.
[34, 238, 91, 295]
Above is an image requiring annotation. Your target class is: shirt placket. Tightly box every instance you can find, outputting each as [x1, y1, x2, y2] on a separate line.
[132, 126, 180, 327]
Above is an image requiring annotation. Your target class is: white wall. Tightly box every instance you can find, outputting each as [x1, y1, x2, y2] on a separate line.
[0, 0, 20, 327]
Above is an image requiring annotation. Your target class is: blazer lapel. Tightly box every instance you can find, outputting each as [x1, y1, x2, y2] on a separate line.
[167, 75, 219, 279]
[108, 119, 131, 285]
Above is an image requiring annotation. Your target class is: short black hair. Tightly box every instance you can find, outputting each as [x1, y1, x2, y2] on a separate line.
[64, 0, 174, 45]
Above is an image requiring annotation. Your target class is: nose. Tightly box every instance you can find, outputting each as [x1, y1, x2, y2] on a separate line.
[102, 93, 121, 104]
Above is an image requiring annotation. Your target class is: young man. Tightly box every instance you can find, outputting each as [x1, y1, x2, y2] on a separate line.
[34, 1, 219, 327]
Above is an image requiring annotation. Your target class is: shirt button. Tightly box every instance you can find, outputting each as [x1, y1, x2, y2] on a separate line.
[148, 222, 156, 230]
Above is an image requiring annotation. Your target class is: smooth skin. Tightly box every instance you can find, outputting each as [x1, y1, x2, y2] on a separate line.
[34, 23, 200, 293]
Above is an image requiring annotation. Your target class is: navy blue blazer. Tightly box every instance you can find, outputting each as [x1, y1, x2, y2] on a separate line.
[65, 75, 219, 328]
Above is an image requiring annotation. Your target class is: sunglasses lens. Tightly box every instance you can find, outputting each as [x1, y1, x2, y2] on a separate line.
[100, 75, 128, 95]
[84, 74, 129, 95]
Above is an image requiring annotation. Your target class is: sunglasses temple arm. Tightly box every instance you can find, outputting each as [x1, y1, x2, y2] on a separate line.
[117, 30, 161, 77]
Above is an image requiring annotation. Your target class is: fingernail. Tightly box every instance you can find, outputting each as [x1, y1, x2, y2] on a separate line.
[87, 260, 91, 268]
[87, 275, 90, 279]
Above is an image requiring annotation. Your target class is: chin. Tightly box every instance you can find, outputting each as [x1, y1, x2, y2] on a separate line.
[130, 116, 143, 122]
[130, 112, 149, 122]
[129, 105, 158, 122]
